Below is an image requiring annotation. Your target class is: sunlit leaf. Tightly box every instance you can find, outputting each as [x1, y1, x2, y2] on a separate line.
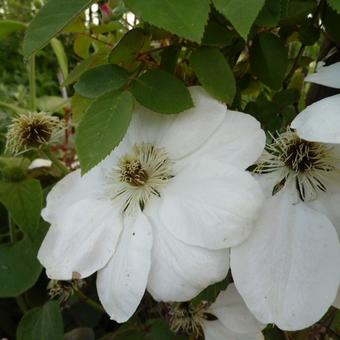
[131, 69, 193, 114]
[23, 0, 93, 58]
[76, 91, 134, 173]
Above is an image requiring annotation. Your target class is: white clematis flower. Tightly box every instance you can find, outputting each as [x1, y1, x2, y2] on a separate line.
[231, 129, 340, 330]
[169, 283, 265, 340]
[291, 62, 340, 143]
[38, 87, 265, 322]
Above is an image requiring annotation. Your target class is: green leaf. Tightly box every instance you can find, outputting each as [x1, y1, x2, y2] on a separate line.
[323, 4, 340, 44]
[281, 0, 317, 25]
[212, 0, 266, 39]
[63, 52, 109, 87]
[64, 327, 95, 340]
[0, 179, 43, 239]
[50, 38, 68, 79]
[0, 20, 26, 39]
[109, 28, 149, 64]
[160, 45, 181, 73]
[37, 96, 69, 112]
[0, 157, 30, 182]
[327, 0, 340, 13]
[263, 325, 286, 340]
[17, 301, 63, 340]
[0, 235, 43, 297]
[74, 64, 130, 99]
[202, 20, 235, 47]
[273, 88, 299, 108]
[131, 69, 193, 114]
[250, 32, 288, 90]
[74, 34, 92, 59]
[256, 0, 282, 27]
[190, 47, 236, 104]
[146, 319, 186, 340]
[76, 91, 134, 173]
[298, 21, 320, 46]
[71, 93, 93, 124]
[23, 0, 93, 58]
[124, 0, 210, 42]
[104, 329, 146, 340]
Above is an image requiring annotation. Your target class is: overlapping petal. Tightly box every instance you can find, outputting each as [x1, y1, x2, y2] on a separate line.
[305, 62, 340, 88]
[146, 201, 229, 302]
[307, 169, 340, 237]
[159, 159, 263, 249]
[203, 320, 263, 340]
[291, 94, 340, 143]
[97, 212, 152, 323]
[210, 284, 264, 335]
[191, 109, 265, 169]
[126, 86, 226, 159]
[41, 169, 104, 224]
[231, 186, 340, 330]
[38, 198, 122, 280]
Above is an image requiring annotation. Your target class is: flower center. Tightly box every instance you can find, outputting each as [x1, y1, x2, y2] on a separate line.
[120, 159, 149, 186]
[108, 143, 173, 213]
[23, 122, 53, 147]
[256, 130, 336, 201]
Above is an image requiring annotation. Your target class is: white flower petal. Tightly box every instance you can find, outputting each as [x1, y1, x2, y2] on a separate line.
[191, 109, 265, 169]
[291, 94, 340, 143]
[125, 104, 173, 147]
[160, 86, 226, 159]
[334, 287, 340, 309]
[159, 160, 263, 249]
[96, 212, 152, 323]
[42, 169, 104, 224]
[203, 320, 264, 340]
[127, 86, 226, 159]
[210, 284, 265, 335]
[28, 158, 52, 169]
[38, 199, 122, 280]
[307, 169, 340, 238]
[146, 202, 229, 302]
[305, 62, 340, 88]
[231, 188, 340, 330]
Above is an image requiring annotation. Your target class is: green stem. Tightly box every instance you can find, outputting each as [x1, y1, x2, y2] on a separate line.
[283, 44, 306, 88]
[0, 101, 26, 115]
[8, 214, 17, 243]
[42, 146, 69, 176]
[29, 55, 37, 111]
[74, 289, 105, 313]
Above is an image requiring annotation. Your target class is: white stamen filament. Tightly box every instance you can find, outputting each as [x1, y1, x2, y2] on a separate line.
[255, 130, 338, 201]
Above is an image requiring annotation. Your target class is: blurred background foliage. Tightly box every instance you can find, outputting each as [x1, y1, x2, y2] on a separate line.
[0, 0, 339, 339]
